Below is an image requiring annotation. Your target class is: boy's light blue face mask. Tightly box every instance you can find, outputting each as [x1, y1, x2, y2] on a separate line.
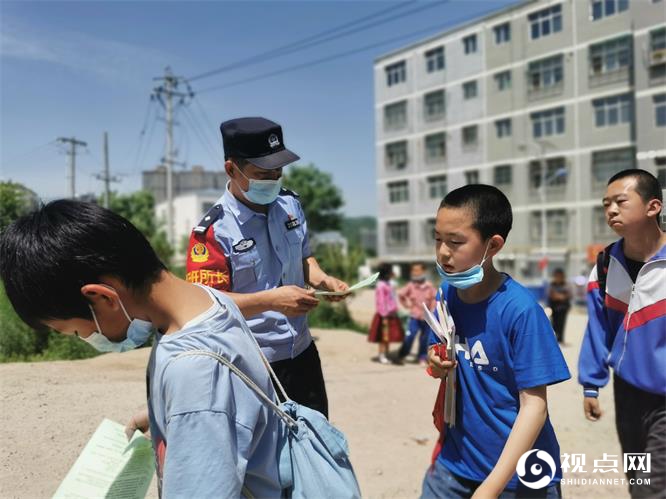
[79, 290, 153, 353]
[235, 165, 282, 205]
[436, 243, 491, 290]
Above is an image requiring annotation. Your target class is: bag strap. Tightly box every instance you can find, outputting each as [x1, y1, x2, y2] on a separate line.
[175, 350, 298, 429]
[595, 243, 613, 303]
[199, 286, 292, 403]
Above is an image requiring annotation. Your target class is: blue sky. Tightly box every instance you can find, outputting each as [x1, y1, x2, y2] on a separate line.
[1, 0, 515, 216]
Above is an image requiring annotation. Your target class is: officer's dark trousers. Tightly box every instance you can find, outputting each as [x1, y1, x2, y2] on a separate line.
[614, 374, 666, 499]
[270, 341, 329, 419]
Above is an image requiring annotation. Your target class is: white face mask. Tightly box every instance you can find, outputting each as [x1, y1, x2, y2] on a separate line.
[80, 291, 153, 353]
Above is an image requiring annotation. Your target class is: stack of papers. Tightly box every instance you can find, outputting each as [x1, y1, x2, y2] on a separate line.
[53, 419, 154, 499]
[423, 300, 457, 427]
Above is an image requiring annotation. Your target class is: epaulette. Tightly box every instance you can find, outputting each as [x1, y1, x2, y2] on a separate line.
[193, 204, 224, 234]
[279, 187, 299, 198]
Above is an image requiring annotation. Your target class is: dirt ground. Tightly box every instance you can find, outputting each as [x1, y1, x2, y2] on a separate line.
[0, 292, 629, 498]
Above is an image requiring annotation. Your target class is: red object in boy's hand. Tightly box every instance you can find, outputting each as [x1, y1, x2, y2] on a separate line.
[426, 343, 447, 377]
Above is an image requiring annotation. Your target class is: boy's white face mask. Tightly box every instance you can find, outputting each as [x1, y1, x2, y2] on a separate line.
[79, 290, 153, 353]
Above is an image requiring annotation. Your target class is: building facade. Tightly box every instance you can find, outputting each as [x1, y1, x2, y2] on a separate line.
[374, 0, 665, 282]
[142, 164, 228, 204]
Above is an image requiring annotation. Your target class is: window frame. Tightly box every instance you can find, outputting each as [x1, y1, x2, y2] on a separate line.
[425, 46, 445, 73]
[528, 4, 562, 40]
[385, 61, 407, 87]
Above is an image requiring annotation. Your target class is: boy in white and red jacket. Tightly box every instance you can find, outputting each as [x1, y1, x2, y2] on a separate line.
[578, 168, 665, 499]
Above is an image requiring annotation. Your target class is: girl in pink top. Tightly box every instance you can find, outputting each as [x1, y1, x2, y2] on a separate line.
[368, 263, 404, 364]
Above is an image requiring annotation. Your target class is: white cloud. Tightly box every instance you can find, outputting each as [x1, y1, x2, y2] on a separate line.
[0, 20, 175, 85]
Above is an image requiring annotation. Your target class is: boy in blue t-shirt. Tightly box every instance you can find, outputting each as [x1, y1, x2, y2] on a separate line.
[423, 185, 571, 498]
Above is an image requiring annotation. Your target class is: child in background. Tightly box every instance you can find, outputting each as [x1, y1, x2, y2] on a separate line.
[367, 263, 404, 364]
[424, 185, 570, 498]
[578, 169, 665, 498]
[398, 263, 437, 364]
[547, 268, 571, 344]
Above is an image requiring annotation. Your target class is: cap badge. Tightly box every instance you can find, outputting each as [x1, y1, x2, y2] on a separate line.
[268, 134, 280, 149]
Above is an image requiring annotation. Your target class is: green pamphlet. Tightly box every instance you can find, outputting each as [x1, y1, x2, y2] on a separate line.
[314, 272, 380, 296]
[53, 418, 154, 499]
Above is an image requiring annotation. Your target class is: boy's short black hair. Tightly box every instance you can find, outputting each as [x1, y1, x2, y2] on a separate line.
[439, 184, 513, 241]
[0, 200, 166, 329]
[607, 169, 663, 205]
[377, 263, 392, 281]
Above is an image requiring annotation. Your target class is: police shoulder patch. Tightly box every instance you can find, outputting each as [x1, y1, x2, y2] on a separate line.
[279, 187, 299, 198]
[232, 238, 256, 253]
[193, 204, 224, 234]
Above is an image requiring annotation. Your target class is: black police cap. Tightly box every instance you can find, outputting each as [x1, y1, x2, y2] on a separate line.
[220, 117, 300, 170]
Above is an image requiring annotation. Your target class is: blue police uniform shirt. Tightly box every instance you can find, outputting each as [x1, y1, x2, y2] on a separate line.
[147, 286, 282, 498]
[211, 185, 313, 363]
[429, 275, 571, 490]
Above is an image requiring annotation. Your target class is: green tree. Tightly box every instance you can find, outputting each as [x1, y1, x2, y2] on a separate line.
[105, 191, 174, 265]
[0, 181, 36, 232]
[282, 164, 344, 233]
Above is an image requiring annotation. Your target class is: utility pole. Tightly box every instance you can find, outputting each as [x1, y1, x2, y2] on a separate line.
[95, 132, 121, 208]
[57, 137, 87, 198]
[153, 67, 190, 246]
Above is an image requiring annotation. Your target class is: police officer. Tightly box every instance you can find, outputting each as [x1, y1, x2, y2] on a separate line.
[186, 117, 349, 418]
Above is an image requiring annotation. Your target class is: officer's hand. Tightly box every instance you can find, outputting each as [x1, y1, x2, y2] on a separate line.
[125, 408, 150, 441]
[319, 276, 350, 302]
[272, 286, 320, 316]
[583, 397, 602, 421]
[427, 345, 456, 380]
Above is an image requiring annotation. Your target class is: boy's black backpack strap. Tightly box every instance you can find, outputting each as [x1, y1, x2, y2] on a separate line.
[595, 243, 614, 302]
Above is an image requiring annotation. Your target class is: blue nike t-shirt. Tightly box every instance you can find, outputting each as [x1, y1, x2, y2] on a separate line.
[429, 275, 571, 490]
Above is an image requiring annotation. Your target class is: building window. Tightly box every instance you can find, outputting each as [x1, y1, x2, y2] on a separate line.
[528, 54, 564, 91]
[425, 218, 437, 245]
[593, 207, 616, 238]
[427, 175, 447, 199]
[462, 125, 479, 147]
[384, 101, 407, 131]
[590, 36, 632, 77]
[385, 141, 408, 170]
[593, 94, 632, 127]
[494, 23, 511, 44]
[655, 94, 666, 127]
[386, 221, 409, 247]
[463, 34, 478, 54]
[388, 181, 409, 204]
[425, 133, 446, 163]
[494, 70, 512, 91]
[591, 0, 629, 20]
[529, 158, 568, 189]
[385, 61, 406, 87]
[494, 165, 512, 185]
[591, 147, 636, 187]
[531, 210, 568, 242]
[495, 119, 512, 138]
[649, 28, 666, 82]
[425, 46, 445, 73]
[531, 107, 565, 138]
[528, 5, 562, 40]
[424, 90, 445, 121]
[463, 80, 478, 100]
[465, 170, 480, 184]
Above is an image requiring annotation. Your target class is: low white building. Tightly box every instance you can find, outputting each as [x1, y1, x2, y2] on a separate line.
[155, 189, 224, 263]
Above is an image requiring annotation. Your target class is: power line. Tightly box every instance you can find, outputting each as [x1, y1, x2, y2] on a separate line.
[194, 6, 493, 94]
[189, 0, 416, 81]
[181, 105, 223, 169]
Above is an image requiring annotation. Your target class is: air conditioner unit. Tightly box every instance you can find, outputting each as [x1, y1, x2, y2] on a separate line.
[649, 48, 666, 65]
